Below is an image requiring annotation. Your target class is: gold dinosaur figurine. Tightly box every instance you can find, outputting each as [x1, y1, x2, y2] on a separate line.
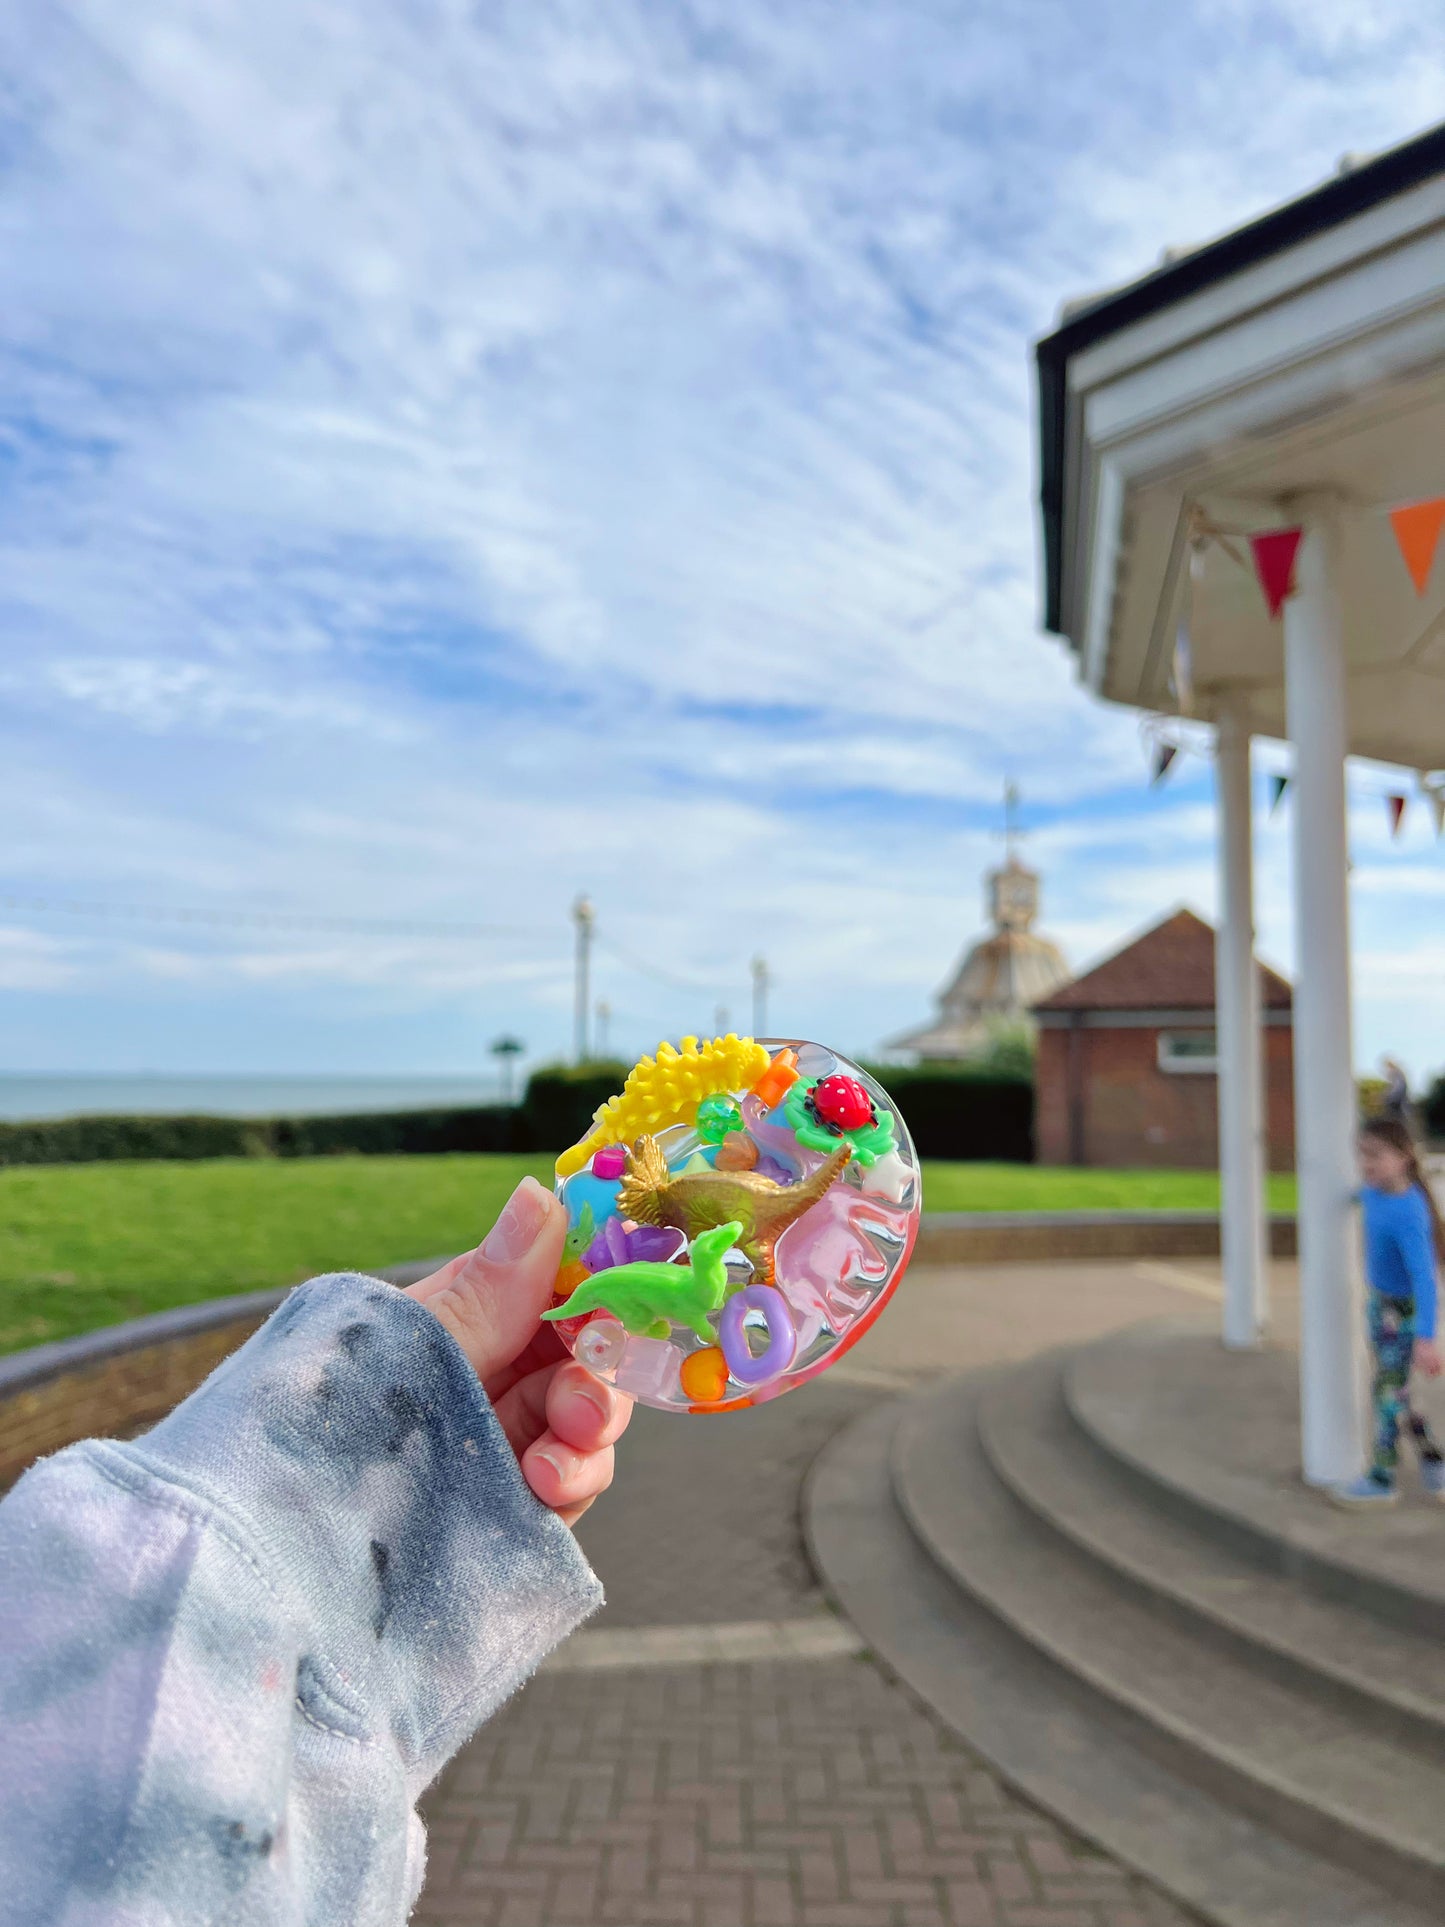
[618, 1133, 852, 1281]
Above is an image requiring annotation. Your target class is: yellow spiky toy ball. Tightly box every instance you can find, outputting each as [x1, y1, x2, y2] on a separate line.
[555, 1034, 770, 1178]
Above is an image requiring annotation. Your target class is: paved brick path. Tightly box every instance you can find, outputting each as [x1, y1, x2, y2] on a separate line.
[417, 1656, 1190, 1926]
[414, 1259, 1271, 1926]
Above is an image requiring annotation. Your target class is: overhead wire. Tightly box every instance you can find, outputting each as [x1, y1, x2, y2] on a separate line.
[0, 895, 551, 941]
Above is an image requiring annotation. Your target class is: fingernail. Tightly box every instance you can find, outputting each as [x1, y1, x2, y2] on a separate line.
[573, 1379, 613, 1425]
[532, 1444, 570, 1482]
[481, 1178, 551, 1263]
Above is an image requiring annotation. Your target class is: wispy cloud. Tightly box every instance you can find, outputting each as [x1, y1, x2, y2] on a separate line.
[1, 0, 1442, 1074]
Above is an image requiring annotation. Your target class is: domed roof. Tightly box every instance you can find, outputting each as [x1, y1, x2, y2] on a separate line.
[884, 853, 1071, 1061]
[938, 925, 1072, 1023]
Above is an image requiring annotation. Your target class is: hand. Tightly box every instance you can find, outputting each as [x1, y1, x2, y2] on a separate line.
[405, 1178, 633, 1527]
[1415, 1338, 1443, 1379]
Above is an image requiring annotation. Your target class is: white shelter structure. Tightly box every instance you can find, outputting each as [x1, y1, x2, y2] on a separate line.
[1035, 124, 1445, 1485]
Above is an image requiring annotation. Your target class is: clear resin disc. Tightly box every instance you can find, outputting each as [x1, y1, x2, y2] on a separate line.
[544, 1036, 920, 1413]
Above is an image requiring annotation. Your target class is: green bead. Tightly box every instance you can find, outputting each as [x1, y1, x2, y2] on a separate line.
[696, 1093, 743, 1144]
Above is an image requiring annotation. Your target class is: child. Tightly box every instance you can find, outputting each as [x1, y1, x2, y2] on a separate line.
[1331, 1117, 1445, 1507]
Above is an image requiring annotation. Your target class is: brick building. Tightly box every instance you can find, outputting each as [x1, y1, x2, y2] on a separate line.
[1032, 908, 1294, 1170]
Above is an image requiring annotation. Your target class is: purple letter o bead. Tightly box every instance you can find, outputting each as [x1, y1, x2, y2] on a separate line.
[719, 1285, 797, 1386]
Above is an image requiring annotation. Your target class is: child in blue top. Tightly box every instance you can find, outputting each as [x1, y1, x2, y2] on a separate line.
[1332, 1117, 1445, 1507]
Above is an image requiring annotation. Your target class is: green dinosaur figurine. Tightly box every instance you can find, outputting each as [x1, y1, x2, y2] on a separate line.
[542, 1221, 742, 1342]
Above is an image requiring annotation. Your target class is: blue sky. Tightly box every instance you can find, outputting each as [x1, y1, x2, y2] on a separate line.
[3, 0, 1445, 1082]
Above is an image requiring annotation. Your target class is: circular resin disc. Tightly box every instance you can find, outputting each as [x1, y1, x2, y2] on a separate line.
[546, 1037, 920, 1413]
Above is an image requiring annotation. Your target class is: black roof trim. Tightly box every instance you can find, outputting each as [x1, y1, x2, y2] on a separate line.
[1035, 121, 1445, 636]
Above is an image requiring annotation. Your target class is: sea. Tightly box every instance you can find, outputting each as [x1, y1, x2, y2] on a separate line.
[0, 1075, 509, 1122]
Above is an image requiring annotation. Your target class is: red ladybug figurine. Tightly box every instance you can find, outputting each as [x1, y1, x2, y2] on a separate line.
[809, 1073, 876, 1134]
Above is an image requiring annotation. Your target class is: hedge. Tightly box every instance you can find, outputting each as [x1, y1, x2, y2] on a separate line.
[0, 1105, 523, 1167]
[0, 1059, 1034, 1166]
[518, 1061, 630, 1153]
[861, 1065, 1033, 1163]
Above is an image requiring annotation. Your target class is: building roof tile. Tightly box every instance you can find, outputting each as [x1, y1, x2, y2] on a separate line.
[1031, 908, 1292, 1013]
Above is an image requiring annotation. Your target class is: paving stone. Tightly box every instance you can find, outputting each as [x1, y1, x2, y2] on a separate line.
[414, 1656, 1191, 1927]
[414, 1260, 1219, 1927]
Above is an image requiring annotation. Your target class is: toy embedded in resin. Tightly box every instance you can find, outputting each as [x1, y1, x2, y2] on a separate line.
[543, 1036, 919, 1413]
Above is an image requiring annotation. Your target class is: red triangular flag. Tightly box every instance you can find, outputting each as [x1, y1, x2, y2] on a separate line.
[1388, 498, 1445, 596]
[1269, 773, 1289, 815]
[1387, 793, 1408, 838]
[1152, 742, 1177, 786]
[1249, 528, 1304, 619]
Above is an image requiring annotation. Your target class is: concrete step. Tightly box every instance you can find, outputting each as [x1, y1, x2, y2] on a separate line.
[977, 1353, 1445, 1754]
[805, 1393, 1433, 1927]
[894, 1373, 1445, 1917]
[1066, 1323, 1445, 1639]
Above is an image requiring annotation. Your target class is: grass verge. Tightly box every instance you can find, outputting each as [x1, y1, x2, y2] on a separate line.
[0, 1153, 1298, 1355]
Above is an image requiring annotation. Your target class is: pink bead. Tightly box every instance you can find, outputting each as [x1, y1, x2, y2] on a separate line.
[592, 1145, 627, 1179]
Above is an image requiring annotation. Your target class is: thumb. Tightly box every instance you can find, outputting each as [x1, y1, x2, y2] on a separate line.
[406, 1176, 567, 1379]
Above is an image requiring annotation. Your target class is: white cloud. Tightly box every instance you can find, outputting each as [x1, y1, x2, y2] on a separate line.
[1, 0, 1443, 1071]
[0, 929, 85, 992]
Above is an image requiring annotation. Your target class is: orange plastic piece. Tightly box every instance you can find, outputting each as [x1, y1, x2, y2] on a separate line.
[714, 1131, 759, 1172]
[679, 1345, 730, 1404]
[751, 1049, 800, 1111]
[552, 1259, 589, 1302]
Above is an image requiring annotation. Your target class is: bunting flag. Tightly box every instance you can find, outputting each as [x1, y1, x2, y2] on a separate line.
[1171, 624, 1193, 716]
[1268, 772, 1289, 815]
[1249, 527, 1304, 618]
[1387, 793, 1408, 839]
[1152, 741, 1178, 786]
[1388, 497, 1445, 596]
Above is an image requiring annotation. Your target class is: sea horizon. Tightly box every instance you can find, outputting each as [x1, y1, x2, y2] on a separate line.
[0, 1072, 512, 1121]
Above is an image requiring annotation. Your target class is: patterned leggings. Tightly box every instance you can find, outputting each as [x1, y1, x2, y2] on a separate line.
[1371, 1298, 1444, 1480]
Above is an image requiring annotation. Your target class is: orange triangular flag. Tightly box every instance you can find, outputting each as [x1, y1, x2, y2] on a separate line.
[1388, 498, 1445, 596]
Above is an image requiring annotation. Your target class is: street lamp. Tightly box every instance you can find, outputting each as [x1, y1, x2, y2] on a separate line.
[572, 895, 595, 1063]
[489, 1035, 525, 1103]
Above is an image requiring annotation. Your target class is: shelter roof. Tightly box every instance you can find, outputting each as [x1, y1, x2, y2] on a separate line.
[1036, 123, 1445, 633]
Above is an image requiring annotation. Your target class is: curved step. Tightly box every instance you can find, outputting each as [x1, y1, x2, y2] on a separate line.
[977, 1353, 1445, 1755]
[805, 1391, 1433, 1927]
[1066, 1323, 1445, 1639]
[893, 1373, 1445, 1916]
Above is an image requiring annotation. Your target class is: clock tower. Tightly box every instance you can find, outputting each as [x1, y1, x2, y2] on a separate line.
[990, 858, 1040, 933]
[882, 785, 1072, 1061]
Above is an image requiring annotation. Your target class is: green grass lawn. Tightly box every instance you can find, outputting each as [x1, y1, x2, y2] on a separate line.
[0, 1153, 1300, 1356]
[921, 1162, 1297, 1215]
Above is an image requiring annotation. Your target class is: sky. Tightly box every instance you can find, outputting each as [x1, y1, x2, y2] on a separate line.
[3, 0, 1445, 1084]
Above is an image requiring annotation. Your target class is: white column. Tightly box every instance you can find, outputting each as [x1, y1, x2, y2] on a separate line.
[1214, 695, 1269, 1349]
[1283, 500, 1367, 1485]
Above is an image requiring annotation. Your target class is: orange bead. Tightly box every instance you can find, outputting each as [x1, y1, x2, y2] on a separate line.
[552, 1260, 589, 1301]
[680, 1345, 730, 1404]
[751, 1048, 800, 1110]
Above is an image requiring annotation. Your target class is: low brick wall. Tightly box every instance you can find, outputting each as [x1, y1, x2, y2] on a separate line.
[914, 1210, 1298, 1265]
[0, 1222, 1293, 1488]
[0, 1260, 440, 1490]
[0, 1291, 286, 1489]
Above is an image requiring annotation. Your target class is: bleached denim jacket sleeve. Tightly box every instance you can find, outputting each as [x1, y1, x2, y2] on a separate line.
[0, 1272, 603, 1926]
